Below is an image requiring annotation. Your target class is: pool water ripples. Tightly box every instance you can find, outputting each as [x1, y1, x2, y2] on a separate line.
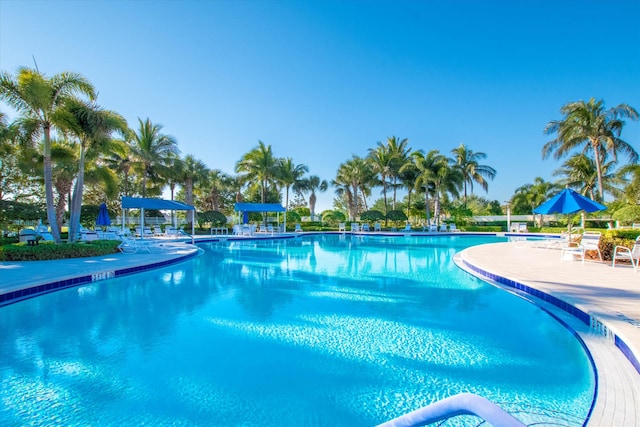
[0, 234, 595, 426]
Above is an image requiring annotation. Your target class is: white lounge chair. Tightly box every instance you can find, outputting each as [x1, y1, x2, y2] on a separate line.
[362, 223, 370, 232]
[118, 236, 166, 254]
[338, 223, 346, 232]
[612, 236, 640, 271]
[449, 224, 460, 232]
[351, 223, 359, 232]
[439, 224, 448, 232]
[374, 222, 381, 232]
[404, 224, 412, 232]
[152, 225, 164, 236]
[294, 223, 303, 233]
[579, 231, 602, 261]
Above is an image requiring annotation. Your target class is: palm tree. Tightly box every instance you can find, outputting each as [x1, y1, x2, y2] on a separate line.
[411, 149, 445, 225]
[543, 98, 639, 200]
[129, 118, 179, 197]
[398, 160, 420, 222]
[367, 141, 393, 217]
[0, 67, 96, 242]
[450, 143, 496, 206]
[177, 154, 209, 227]
[104, 139, 134, 197]
[198, 169, 235, 212]
[276, 157, 308, 211]
[303, 175, 328, 220]
[386, 136, 411, 209]
[511, 177, 559, 225]
[235, 141, 278, 204]
[62, 99, 128, 242]
[332, 155, 374, 221]
[552, 153, 619, 201]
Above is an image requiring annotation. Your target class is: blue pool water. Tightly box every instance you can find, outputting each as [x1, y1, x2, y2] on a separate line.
[0, 234, 595, 426]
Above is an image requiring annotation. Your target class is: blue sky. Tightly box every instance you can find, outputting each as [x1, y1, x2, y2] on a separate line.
[1, 0, 639, 212]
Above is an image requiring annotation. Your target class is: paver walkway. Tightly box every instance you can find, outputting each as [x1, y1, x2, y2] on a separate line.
[459, 241, 640, 426]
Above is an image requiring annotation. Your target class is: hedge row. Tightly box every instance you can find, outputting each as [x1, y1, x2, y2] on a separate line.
[0, 240, 121, 261]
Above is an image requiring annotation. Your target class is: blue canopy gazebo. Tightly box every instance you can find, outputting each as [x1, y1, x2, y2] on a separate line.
[122, 197, 196, 242]
[234, 203, 287, 230]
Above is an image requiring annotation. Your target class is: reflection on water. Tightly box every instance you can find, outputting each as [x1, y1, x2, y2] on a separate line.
[0, 235, 594, 426]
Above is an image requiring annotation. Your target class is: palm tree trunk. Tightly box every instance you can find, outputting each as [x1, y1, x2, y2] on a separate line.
[310, 192, 317, 219]
[68, 147, 86, 243]
[425, 188, 431, 225]
[43, 125, 61, 242]
[591, 139, 605, 200]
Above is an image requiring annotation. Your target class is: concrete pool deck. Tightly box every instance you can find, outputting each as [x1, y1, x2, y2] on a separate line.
[0, 236, 639, 425]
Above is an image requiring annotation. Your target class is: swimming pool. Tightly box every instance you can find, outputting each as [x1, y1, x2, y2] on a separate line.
[0, 234, 595, 426]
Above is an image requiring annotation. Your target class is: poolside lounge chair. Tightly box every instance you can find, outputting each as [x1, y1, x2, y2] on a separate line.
[362, 223, 370, 232]
[152, 225, 164, 236]
[579, 231, 602, 261]
[338, 223, 346, 232]
[612, 236, 640, 271]
[351, 223, 360, 232]
[439, 224, 448, 232]
[374, 222, 381, 232]
[449, 224, 460, 232]
[294, 223, 303, 233]
[118, 236, 166, 254]
[404, 224, 412, 231]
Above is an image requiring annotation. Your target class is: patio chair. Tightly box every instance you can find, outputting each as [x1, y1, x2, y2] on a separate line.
[449, 224, 460, 232]
[439, 224, 448, 232]
[428, 223, 438, 233]
[404, 224, 412, 231]
[338, 223, 346, 232]
[118, 236, 166, 254]
[294, 223, 303, 233]
[374, 222, 381, 232]
[152, 225, 164, 236]
[612, 236, 640, 271]
[351, 223, 360, 232]
[362, 223, 370, 232]
[579, 231, 602, 261]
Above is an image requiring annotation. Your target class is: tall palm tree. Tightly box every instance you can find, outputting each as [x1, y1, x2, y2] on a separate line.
[303, 175, 328, 220]
[129, 118, 179, 197]
[543, 98, 638, 200]
[332, 155, 374, 220]
[177, 154, 209, 226]
[62, 99, 128, 242]
[552, 153, 619, 201]
[104, 139, 134, 197]
[235, 141, 278, 204]
[367, 141, 393, 217]
[386, 136, 411, 209]
[198, 169, 234, 212]
[411, 149, 445, 225]
[398, 160, 420, 222]
[276, 157, 308, 211]
[450, 143, 496, 206]
[0, 67, 96, 242]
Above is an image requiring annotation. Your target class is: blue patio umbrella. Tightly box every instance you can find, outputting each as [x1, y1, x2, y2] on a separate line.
[96, 203, 111, 227]
[533, 188, 606, 215]
[533, 188, 606, 232]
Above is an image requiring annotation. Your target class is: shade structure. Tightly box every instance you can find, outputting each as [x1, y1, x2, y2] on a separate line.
[96, 203, 111, 226]
[533, 188, 606, 215]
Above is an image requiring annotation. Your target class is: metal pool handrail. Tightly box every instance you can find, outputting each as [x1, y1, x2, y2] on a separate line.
[376, 393, 526, 427]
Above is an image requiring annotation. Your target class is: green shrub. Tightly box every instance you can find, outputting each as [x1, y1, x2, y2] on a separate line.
[464, 225, 503, 232]
[0, 240, 120, 261]
[360, 210, 385, 221]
